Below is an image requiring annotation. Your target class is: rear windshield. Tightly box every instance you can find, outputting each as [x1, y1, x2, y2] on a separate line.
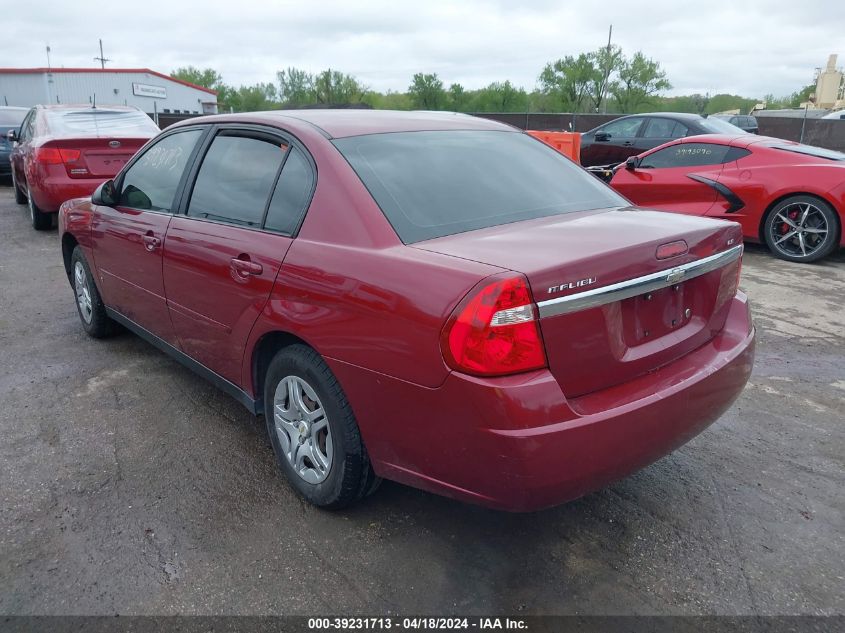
[45, 109, 160, 137]
[768, 143, 845, 161]
[0, 108, 27, 126]
[333, 130, 626, 243]
[700, 117, 747, 134]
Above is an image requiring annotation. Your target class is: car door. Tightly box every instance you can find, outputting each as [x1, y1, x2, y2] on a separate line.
[611, 142, 732, 216]
[580, 116, 645, 167]
[91, 127, 206, 344]
[636, 117, 688, 154]
[162, 127, 316, 384]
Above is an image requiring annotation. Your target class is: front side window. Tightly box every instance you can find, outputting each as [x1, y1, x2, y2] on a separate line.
[19, 110, 35, 142]
[334, 130, 626, 243]
[187, 133, 287, 227]
[118, 129, 203, 211]
[640, 142, 731, 169]
[600, 117, 644, 138]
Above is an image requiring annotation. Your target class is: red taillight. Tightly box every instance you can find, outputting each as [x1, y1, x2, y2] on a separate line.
[441, 274, 547, 377]
[34, 148, 81, 164]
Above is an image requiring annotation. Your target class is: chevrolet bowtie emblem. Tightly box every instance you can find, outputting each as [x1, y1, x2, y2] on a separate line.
[666, 268, 686, 284]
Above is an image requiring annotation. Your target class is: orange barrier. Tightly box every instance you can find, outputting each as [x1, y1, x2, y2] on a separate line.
[527, 130, 581, 163]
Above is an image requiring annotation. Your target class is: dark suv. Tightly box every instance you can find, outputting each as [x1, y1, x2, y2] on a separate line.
[711, 114, 759, 134]
[579, 112, 746, 167]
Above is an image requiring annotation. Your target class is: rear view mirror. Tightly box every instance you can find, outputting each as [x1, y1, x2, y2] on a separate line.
[595, 131, 611, 142]
[625, 156, 641, 170]
[92, 180, 117, 206]
[6, 129, 17, 143]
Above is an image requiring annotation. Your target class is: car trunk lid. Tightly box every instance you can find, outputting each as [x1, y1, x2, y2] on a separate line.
[415, 208, 743, 397]
[41, 138, 149, 179]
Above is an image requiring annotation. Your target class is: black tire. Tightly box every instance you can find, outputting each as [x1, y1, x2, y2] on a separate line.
[28, 191, 52, 231]
[11, 169, 27, 204]
[763, 195, 840, 263]
[70, 246, 117, 338]
[263, 344, 379, 509]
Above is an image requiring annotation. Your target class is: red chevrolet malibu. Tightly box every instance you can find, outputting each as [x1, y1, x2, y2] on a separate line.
[58, 111, 755, 511]
[10, 104, 160, 230]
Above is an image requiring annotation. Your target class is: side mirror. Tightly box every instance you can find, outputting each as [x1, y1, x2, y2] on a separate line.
[6, 129, 18, 143]
[92, 180, 117, 206]
[595, 131, 611, 142]
[625, 156, 641, 170]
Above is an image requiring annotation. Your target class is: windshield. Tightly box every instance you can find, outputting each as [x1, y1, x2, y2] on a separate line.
[0, 108, 28, 126]
[768, 143, 845, 161]
[700, 117, 748, 134]
[45, 109, 160, 138]
[334, 130, 626, 243]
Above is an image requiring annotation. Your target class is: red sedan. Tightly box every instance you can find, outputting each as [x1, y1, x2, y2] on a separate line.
[58, 111, 754, 511]
[610, 134, 845, 262]
[9, 104, 159, 230]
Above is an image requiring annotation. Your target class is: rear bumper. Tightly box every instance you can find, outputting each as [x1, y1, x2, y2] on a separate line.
[27, 165, 108, 213]
[333, 292, 755, 512]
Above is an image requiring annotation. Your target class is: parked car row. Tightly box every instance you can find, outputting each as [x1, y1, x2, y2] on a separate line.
[5, 106, 838, 511]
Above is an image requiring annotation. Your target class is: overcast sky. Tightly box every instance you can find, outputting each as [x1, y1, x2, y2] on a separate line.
[3, 0, 842, 98]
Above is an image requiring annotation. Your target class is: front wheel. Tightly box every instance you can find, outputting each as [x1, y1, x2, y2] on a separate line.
[28, 191, 52, 231]
[763, 195, 840, 263]
[264, 345, 379, 509]
[70, 246, 117, 338]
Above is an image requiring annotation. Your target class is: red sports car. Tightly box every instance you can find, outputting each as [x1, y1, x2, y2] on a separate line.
[610, 134, 845, 262]
[9, 104, 160, 230]
[59, 111, 754, 511]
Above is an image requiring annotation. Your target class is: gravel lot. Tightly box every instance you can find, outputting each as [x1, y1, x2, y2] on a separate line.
[1, 184, 843, 616]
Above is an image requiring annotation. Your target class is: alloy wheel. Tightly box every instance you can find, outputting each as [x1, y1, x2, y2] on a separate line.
[73, 261, 94, 324]
[273, 375, 333, 484]
[769, 201, 830, 259]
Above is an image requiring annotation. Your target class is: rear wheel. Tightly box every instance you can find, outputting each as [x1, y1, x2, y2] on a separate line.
[11, 169, 27, 204]
[263, 344, 379, 508]
[28, 191, 52, 231]
[763, 195, 839, 263]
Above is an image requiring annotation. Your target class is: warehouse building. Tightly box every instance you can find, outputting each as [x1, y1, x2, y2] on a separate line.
[0, 68, 217, 122]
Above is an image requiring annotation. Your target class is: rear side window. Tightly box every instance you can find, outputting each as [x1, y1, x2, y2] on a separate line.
[643, 118, 687, 139]
[118, 129, 203, 211]
[264, 146, 315, 235]
[640, 142, 732, 168]
[187, 134, 287, 227]
[334, 130, 626, 243]
[45, 109, 160, 137]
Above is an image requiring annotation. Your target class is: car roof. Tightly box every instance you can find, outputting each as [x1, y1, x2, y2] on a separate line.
[171, 109, 516, 139]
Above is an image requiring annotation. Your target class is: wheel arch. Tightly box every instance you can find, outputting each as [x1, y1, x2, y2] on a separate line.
[61, 233, 79, 283]
[758, 191, 841, 245]
[250, 330, 316, 407]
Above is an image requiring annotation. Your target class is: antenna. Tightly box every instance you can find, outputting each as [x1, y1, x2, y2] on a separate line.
[93, 39, 111, 69]
[92, 93, 96, 108]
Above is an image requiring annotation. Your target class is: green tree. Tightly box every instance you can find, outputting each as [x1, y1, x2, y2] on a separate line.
[408, 73, 447, 110]
[448, 83, 471, 112]
[472, 81, 529, 112]
[170, 66, 224, 90]
[610, 52, 671, 113]
[587, 45, 623, 112]
[313, 69, 365, 105]
[277, 67, 316, 107]
[538, 53, 596, 112]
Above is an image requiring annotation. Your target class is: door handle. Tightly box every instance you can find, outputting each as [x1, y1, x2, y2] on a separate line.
[622, 141, 634, 146]
[230, 256, 263, 277]
[143, 232, 161, 251]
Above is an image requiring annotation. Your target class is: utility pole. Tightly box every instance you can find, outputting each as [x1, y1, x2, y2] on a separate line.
[600, 24, 613, 114]
[46, 44, 51, 70]
[93, 39, 111, 69]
